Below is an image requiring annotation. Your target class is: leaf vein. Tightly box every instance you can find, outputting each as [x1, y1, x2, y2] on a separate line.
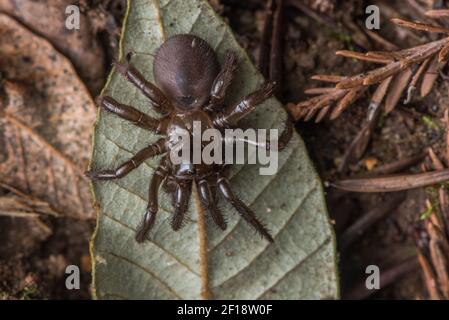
[100, 250, 182, 299]
[212, 182, 317, 287]
[104, 213, 200, 277]
[256, 237, 332, 299]
[209, 141, 299, 252]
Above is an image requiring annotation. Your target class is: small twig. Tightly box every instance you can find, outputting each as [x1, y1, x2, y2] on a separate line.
[258, 0, 274, 78]
[270, 0, 285, 98]
[258, 0, 285, 99]
[370, 153, 427, 176]
[427, 9, 449, 18]
[417, 250, 443, 299]
[332, 169, 449, 193]
[391, 18, 449, 34]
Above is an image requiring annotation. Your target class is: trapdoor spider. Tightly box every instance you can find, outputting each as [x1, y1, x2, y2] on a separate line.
[86, 34, 292, 243]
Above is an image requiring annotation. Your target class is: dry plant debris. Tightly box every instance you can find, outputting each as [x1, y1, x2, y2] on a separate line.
[413, 112, 449, 299]
[0, 14, 96, 219]
[0, 0, 125, 94]
[289, 14, 449, 122]
[0, 0, 107, 94]
[0, 12, 97, 298]
[332, 108, 449, 299]
[415, 197, 449, 299]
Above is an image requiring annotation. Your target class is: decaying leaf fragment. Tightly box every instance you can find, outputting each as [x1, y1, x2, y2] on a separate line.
[0, 0, 107, 93]
[0, 14, 96, 219]
[0, 186, 55, 260]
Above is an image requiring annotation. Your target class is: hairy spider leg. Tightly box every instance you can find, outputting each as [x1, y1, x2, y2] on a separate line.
[217, 175, 274, 242]
[207, 50, 238, 109]
[276, 115, 293, 151]
[96, 96, 169, 133]
[135, 158, 169, 242]
[222, 115, 293, 152]
[214, 81, 276, 127]
[197, 179, 227, 230]
[114, 59, 173, 115]
[85, 139, 166, 180]
[170, 181, 192, 231]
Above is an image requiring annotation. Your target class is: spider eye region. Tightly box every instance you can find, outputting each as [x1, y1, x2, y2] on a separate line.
[179, 95, 198, 106]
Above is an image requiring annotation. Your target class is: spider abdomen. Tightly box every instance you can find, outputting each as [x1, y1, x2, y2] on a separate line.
[153, 34, 220, 110]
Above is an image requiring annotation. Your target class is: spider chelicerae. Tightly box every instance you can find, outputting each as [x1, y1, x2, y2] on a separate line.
[86, 34, 292, 243]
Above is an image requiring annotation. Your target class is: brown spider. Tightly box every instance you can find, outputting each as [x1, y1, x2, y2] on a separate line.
[86, 34, 292, 243]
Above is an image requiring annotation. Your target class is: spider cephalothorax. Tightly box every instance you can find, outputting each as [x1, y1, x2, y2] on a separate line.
[86, 34, 292, 243]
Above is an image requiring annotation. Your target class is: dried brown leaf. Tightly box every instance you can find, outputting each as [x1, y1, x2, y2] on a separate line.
[315, 105, 331, 123]
[384, 68, 413, 113]
[391, 18, 449, 34]
[417, 250, 442, 300]
[428, 147, 445, 170]
[426, 10, 449, 18]
[336, 50, 392, 64]
[304, 87, 337, 95]
[330, 87, 366, 120]
[366, 50, 403, 60]
[421, 55, 446, 97]
[311, 74, 346, 82]
[0, 14, 96, 219]
[439, 42, 449, 62]
[372, 76, 394, 105]
[0, 0, 106, 93]
[289, 89, 347, 121]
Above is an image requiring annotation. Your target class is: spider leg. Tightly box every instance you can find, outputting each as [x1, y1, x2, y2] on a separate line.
[213, 81, 276, 127]
[135, 159, 169, 242]
[207, 50, 238, 109]
[276, 116, 293, 151]
[85, 139, 166, 180]
[223, 116, 292, 152]
[216, 175, 273, 242]
[113, 59, 172, 115]
[171, 181, 192, 231]
[257, 115, 293, 151]
[96, 96, 168, 133]
[197, 179, 227, 230]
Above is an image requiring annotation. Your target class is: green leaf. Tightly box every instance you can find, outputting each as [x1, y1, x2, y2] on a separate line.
[89, 0, 339, 300]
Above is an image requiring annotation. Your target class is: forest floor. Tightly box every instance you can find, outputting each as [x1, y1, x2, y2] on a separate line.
[2, 0, 447, 299]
